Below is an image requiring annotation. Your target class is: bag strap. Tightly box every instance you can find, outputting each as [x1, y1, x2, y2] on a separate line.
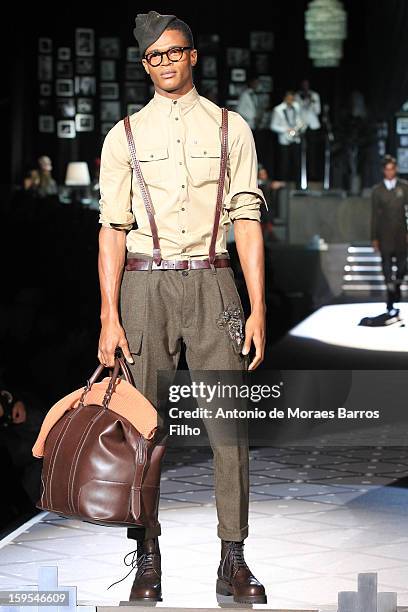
[124, 115, 162, 266]
[123, 108, 228, 266]
[209, 107, 228, 265]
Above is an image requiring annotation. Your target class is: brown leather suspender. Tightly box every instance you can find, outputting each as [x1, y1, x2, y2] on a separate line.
[123, 107, 229, 266]
[208, 107, 229, 264]
[124, 115, 162, 265]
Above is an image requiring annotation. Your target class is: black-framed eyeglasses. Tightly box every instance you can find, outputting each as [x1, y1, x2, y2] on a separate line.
[143, 46, 193, 67]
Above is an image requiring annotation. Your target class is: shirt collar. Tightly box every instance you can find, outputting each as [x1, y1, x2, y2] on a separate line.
[153, 85, 200, 116]
[384, 178, 397, 189]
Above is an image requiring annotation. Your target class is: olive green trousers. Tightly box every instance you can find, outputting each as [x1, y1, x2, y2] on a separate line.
[121, 252, 250, 542]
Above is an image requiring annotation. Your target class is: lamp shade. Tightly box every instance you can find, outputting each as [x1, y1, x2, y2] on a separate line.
[65, 161, 91, 186]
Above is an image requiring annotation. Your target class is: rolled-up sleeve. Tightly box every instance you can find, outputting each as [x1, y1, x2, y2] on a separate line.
[98, 120, 135, 231]
[224, 113, 268, 223]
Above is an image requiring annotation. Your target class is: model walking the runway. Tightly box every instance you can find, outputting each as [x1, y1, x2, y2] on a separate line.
[97, 10, 267, 604]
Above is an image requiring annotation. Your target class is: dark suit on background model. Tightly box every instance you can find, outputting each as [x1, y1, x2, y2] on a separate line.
[371, 176, 408, 308]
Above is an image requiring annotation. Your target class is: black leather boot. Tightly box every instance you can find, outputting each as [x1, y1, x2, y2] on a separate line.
[216, 540, 267, 604]
[129, 537, 162, 601]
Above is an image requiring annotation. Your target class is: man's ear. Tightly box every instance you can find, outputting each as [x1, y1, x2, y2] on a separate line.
[190, 49, 198, 68]
[141, 59, 150, 75]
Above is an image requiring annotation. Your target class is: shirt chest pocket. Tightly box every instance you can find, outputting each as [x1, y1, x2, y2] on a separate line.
[187, 144, 221, 186]
[135, 146, 170, 185]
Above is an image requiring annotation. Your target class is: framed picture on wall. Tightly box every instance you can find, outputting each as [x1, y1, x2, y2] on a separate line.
[396, 117, 408, 135]
[38, 55, 52, 81]
[127, 103, 144, 115]
[125, 82, 147, 103]
[254, 53, 271, 74]
[226, 48, 250, 67]
[75, 76, 96, 96]
[56, 61, 73, 78]
[125, 63, 145, 80]
[101, 101, 121, 121]
[100, 60, 116, 81]
[201, 56, 217, 78]
[257, 93, 271, 110]
[76, 57, 95, 74]
[99, 37, 120, 59]
[200, 79, 218, 100]
[39, 99, 52, 112]
[100, 82, 119, 99]
[250, 31, 274, 52]
[76, 28, 95, 56]
[57, 119, 76, 138]
[127, 47, 141, 62]
[228, 82, 246, 97]
[258, 75, 273, 93]
[56, 79, 74, 97]
[101, 122, 115, 136]
[397, 148, 408, 173]
[39, 38, 52, 53]
[40, 83, 52, 96]
[77, 97, 93, 113]
[57, 98, 76, 117]
[39, 115, 55, 133]
[58, 47, 71, 60]
[76, 114, 94, 132]
[197, 34, 220, 52]
[231, 68, 246, 82]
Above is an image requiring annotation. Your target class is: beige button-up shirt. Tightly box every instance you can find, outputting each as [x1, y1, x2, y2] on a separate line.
[98, 85, 266, 259]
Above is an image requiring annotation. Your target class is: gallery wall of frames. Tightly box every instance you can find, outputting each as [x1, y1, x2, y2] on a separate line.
[36, 28, 274, 145]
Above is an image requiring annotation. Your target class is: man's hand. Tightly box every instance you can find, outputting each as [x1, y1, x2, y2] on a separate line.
[372, 239, 379, 251]
[241, 309, 266, 371]
[98, 318, 134, 368]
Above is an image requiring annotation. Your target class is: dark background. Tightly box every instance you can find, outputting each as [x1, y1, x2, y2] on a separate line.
[1, 0, 408, 187]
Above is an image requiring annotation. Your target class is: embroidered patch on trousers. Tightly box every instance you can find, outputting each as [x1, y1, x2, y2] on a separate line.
[216, 302, 245, 350]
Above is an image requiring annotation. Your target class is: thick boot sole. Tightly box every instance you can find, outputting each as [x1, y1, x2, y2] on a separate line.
[129, 595, 163, 602]
[216, 578, 267, 604]
[129, 587, 162, 602]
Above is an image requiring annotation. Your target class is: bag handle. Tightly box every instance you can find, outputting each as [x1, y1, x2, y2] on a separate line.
[101, 358, 122, 409]
[123, 115, 162, 266]
[79, 348, 134, 408]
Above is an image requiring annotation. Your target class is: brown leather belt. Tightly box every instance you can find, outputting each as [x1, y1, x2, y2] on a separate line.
[125, 258, 231, 271]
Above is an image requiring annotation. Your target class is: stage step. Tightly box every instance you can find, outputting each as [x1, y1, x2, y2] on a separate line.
[342, 245, 407, 294]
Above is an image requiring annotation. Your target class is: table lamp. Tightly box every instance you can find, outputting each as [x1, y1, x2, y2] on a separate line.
[64, 161, 91, 206]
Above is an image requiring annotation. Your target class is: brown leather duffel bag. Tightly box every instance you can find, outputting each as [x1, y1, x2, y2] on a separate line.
[34, 354, 167, 528]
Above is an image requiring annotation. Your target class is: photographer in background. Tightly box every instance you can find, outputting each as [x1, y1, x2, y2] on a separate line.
[0, 385, 44, 529]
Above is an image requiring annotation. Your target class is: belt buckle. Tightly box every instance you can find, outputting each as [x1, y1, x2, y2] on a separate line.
[186, 258, 191, 271]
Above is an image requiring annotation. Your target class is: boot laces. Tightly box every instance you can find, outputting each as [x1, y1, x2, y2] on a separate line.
[229, 541, 249, 570]
[136, 552, 156, 576]
[106, 548, 156, 590]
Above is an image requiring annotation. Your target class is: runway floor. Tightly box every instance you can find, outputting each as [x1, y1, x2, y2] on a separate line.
[1, 445, 408, 610]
